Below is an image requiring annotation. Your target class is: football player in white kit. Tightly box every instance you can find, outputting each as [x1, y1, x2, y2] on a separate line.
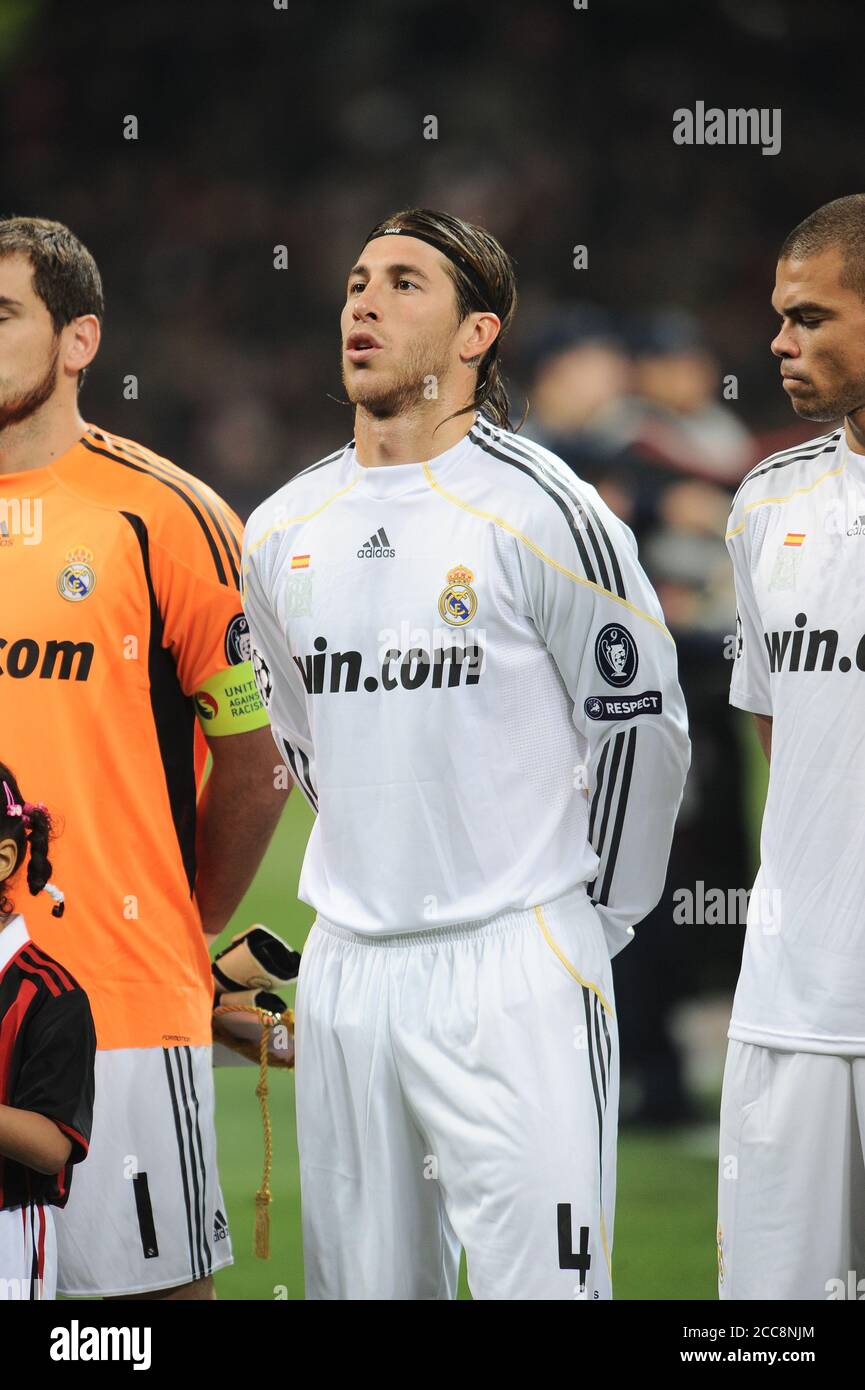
[719, 194, 865, 1299]
[242, 208, 690, 1300]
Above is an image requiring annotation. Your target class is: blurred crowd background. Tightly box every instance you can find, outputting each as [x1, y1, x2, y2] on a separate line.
[2, 0, 861, 1125]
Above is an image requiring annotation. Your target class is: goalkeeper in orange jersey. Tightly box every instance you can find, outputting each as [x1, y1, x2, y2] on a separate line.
[0, 216, 289, 1299]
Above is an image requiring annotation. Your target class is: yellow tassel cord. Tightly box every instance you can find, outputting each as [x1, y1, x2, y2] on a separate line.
[212, 1003, 293, 1259]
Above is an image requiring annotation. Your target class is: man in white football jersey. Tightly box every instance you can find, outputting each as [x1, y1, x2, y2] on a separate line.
[242, 208, 690, 1300]
[719, 193, 865, 1299]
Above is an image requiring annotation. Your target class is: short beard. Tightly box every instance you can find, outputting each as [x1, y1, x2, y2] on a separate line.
[786, 370, 865, 423]
[0, 340, 61, 431]
[792, 399, 852, 423]
[342, 339, 452, 420]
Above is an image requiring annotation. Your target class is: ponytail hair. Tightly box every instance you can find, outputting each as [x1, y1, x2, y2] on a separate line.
[0, 762, 62, 917]
[364, 207, 522, 432]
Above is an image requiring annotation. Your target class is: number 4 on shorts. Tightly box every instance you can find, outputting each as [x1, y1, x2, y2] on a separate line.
[557, 1203, 591, 1286]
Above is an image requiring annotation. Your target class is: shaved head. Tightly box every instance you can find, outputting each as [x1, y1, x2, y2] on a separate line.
[780, 195, 865, 304]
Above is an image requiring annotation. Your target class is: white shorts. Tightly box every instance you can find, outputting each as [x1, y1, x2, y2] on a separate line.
[54, 1045, 233, 1297]
[718, 1041, 865, 1300]
[294, 886, 619, 1301]
[0, 1204, 57, 1299]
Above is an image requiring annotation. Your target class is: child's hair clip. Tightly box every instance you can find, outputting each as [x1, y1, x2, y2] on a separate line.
[43, 882, 65, 918]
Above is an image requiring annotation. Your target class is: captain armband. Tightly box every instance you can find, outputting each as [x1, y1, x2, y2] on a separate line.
[193, 661, 271, 735]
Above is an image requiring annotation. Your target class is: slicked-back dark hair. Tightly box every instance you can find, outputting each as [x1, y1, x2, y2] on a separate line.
[780, 195, 865, 301]
[0, 216, 104, 387]
[364, 207, 519, 431]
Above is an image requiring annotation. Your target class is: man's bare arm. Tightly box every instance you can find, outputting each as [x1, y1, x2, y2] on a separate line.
[195, 725, 291, 942]
[753, 712, 772, 763]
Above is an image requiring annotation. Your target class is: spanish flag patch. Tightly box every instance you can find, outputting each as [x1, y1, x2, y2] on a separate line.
[291, 554, 310, 569]
[783, 532, 805, 547]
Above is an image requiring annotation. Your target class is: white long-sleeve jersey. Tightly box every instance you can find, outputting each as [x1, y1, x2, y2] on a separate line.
[241, 412, 690, 952]
[726, 426, 865, 1053]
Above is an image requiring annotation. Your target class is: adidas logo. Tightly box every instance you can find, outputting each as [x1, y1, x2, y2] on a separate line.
[357, 526, 395, 559]
[213, 1208, 229, 1241]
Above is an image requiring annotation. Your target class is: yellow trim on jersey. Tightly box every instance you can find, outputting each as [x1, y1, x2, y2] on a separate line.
[534, 905, 614, 1016]
[193, 661, 270, 735]
[725, 463, 845, 540]
[600, 1211, 612, 1282]
[242, 459, 672, 642]
[421, 466, 673, 641]
[243, 478, 362, 573]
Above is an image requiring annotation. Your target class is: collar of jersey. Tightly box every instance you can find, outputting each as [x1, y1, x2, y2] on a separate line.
[840, 432, 865, 467]
[0, 428, 94, 488]
[0, 914, 28, 975]
[348, 425, 476, 498]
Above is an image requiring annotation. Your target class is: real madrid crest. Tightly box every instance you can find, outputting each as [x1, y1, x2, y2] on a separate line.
[57, 546, 97, 602]
[438, 563, 477, 627]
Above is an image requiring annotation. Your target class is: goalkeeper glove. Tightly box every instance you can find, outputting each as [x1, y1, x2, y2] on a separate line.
[211, 925, 301, 1068]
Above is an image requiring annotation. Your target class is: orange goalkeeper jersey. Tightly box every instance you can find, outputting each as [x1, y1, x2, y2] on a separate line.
[0, 425, 269, 1050]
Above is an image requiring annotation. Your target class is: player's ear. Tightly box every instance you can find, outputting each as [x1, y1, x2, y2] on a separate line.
[63, 314, 101, 379]
[458, 311, 500, 366]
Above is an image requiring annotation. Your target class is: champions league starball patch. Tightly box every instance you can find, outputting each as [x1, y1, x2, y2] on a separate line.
[438, 564, 478, 627]
[225, 613, 252, 665]
[594, 623, 638, 687]
[57, 546, 97, 602]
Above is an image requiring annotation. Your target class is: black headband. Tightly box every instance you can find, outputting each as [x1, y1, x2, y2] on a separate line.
[363, 226, 492, 312]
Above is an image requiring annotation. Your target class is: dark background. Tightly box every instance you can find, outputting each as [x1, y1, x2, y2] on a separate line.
[1, 0, 857, 510]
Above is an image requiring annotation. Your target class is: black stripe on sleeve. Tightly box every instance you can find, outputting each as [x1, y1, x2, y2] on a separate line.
[122, 512, 198, 895]
[588, 733, 625, 895]
[94, 431, 245, 579]
[582, 494, 626, 600]
[731, 431, 841, 508]
[19, 948, 67, 995]
[596, 727, 637, 906]
[469, 430, 598, 584]
[588, 741, 610, 844]
[294, 443, 353, 481]
[282, 739, 318, 812]
[472, 418, 628, 599]
[84, 437, 233, 586]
